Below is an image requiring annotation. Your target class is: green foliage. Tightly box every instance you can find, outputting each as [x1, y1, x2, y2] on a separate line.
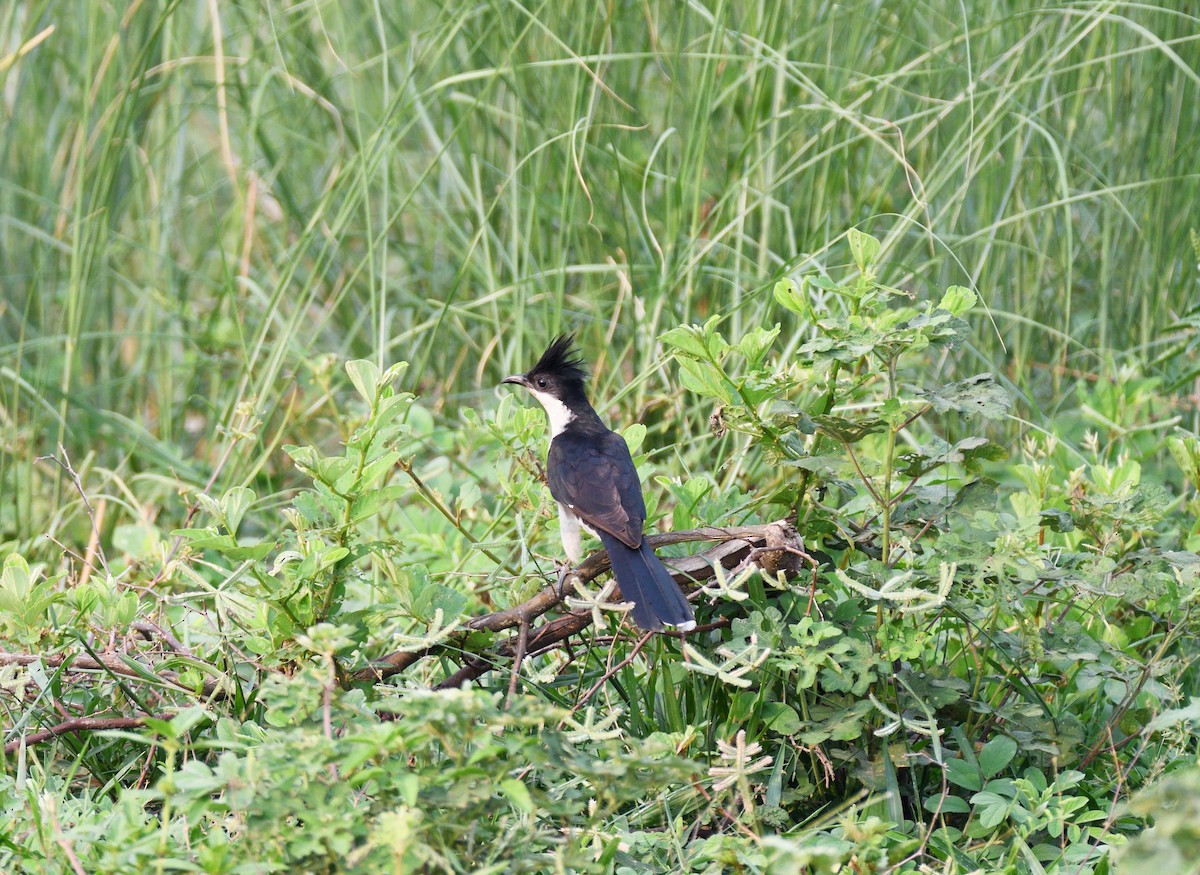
[654, 230, 1198, 870]
[3, 1, 1200, 871]
[1, 682, 698, 874]
[7, 227, 1200, 872]
[0, 554, 59, 645]
[9, 229, 1200, 868]
[1119, 766, 1200, 875]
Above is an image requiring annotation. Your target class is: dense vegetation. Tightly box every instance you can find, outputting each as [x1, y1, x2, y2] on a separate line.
[2, 1, 1199, 872]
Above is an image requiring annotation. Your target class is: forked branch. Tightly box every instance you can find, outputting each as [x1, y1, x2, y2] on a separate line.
[355, 520, 807, 688]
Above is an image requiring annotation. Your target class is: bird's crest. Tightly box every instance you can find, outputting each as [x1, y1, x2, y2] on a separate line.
[529, 334, 588, 382]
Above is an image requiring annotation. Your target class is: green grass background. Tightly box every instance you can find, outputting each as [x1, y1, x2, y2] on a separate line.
[3, 5, 1200, 871]
[2, 0, 1197, 548]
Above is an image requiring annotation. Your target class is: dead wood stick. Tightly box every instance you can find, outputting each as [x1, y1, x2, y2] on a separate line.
[0, 650, 223, 699]
[368, 521, 804, 688]
[4, 714, 173, 755]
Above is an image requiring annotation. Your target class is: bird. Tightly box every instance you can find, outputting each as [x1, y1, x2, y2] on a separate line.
[502, 335, 697, 632]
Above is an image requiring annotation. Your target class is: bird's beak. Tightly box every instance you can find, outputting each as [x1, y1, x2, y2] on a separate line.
[502, 373, 529, 388]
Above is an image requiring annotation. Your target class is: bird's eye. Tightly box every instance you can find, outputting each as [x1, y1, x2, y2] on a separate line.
[536, 377, 548, 388]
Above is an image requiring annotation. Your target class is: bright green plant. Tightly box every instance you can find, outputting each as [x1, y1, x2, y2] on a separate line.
[648, 230, 1197, 870]
[3, 0, 1200, 870]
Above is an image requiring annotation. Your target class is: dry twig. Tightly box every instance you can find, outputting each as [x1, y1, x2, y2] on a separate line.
[2, 523, 806, 748]
[4, 714, 171, 756]
[361, 521, 804, 689]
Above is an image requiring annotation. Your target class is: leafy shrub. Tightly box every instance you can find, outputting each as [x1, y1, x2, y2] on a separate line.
[4, 231, 1199, 873]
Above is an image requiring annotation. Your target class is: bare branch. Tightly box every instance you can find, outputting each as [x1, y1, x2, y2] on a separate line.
[504, 619, 531, 708]
[4, 714, 171, 755]
[361, 520, 804, 689]
[0, 650, 223, 700]
[572, 629, 656, 713]
[36, 447, 111, 579]
[132, 621, 195, 658]
[3, 523, 806, 731]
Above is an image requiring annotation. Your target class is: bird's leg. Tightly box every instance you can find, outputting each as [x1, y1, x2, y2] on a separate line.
[555, 561, 577, 598]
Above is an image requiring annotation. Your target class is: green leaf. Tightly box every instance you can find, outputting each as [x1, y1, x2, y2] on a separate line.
[221, 486, 255, 533]
[659, 326, 711, 360]
[677, 357, 732, 404]
[848, 228, 881, 272]
[1, 554, 31, 594]
[897, 437, 1006, 478]
[945, 757, 981, 791]
[350, 484, 408, 523]
[171, 528, 237, 551]
[979, 735, 1018, 778]
[925, 794, 972, 814]
[141, 717, 176, 737]
[284, 444, 319, 470]
[773, 278, 811, 317]
[346, 359, 382, 404]
[780, 454, 844, 473]
[1039, 509, 1075, 533]
[659, 316, 729, 362]
[499, 778, 535, 813]
[896, 667, 968, 708]
[948, 479, 999, 519]
[1147, 697, 1200, 732]
[169, 706, 213, 736]
[111, 523, 161, 559]
[738, 324, 780, 368]
[905, 310, 970, 347]
[813, 414, 887, 443]
[921, 374, 1012, 420]
[357, 450, 402, 490]
[409, 575, 468, 623]
[938, 285, 977, 316]
[970, 790, 1014, 829]
[456, 481, 482, 515]
[294, 490, 340, 524]
[221, 542, 275, 562]
[1169, 436, 1200, 485]
[317, 457, 354, 489]
[244, 635, 273, 656]
[381, 360, 410, 389]
[397, 772, 419, 806]
[73, 582, 102, 616]
[374, 392, 415, 432]
[799, 331, 880, 364]
[727, 690, 758, 723]
[762, 702, 802, 736]
[621, 422, 647, 454]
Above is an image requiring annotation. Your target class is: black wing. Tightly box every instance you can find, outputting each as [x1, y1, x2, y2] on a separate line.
[547, 428, 646, 549]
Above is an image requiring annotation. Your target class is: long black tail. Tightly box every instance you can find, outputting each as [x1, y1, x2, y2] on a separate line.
[599, 532, 696, 632]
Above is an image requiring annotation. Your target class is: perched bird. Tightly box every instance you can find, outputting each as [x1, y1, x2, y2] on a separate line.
[503, 335, 696, 632]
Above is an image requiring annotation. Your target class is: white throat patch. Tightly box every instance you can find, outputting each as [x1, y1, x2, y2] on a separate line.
[527, 388, 576, 438]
